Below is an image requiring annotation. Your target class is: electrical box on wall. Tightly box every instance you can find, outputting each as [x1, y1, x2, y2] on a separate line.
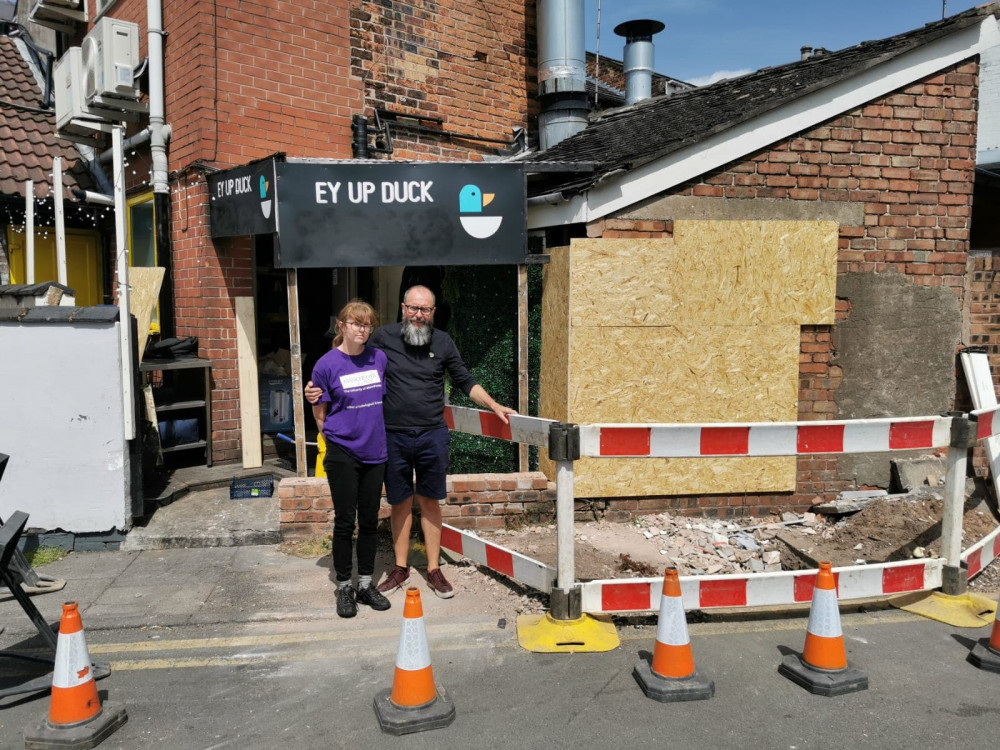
[82, 17, 141, 103]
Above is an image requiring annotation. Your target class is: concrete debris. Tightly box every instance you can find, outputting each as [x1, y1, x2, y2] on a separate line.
[631, 512, 788, 575]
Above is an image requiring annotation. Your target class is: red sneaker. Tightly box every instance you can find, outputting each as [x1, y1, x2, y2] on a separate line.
[426, 568, 454, 599]
[376, 565, 410, 594]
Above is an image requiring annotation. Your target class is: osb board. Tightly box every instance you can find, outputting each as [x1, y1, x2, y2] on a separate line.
[574, 455, 795, 497]
[568, 221, 838, 327]
[540, 245, 570, 425]
[568, 325, 801, 423]
[566, 324, 799, 497]
[129, 266, 165, 363]
[236, 296, 262, 468]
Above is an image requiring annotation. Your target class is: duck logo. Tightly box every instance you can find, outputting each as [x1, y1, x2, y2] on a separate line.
[260, 175, 272, 219]
[459, 184, 503, 239]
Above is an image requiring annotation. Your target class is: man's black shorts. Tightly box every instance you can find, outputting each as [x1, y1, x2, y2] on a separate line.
[384, 427, 450, 505]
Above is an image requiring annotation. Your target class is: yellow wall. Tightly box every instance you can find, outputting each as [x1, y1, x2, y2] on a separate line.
[6, 228, 103, 307]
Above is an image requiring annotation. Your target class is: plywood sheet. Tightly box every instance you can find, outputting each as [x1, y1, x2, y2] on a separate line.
[573, 455, 796, 497]
[569, 221, 837, 328]
[236, 296, 262, 468]
[568, 325, 800, 423]
[540, 245, 571, 424]
[129, 266, 165, 363]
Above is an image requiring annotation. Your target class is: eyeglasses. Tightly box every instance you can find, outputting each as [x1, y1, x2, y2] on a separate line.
[402, 304, 435, 316]
[344, 320, 373, 332]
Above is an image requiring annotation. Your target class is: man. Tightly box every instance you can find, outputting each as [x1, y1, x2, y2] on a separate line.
[306, 285, 515, 598]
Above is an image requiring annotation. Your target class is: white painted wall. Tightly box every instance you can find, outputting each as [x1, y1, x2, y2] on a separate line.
[0, 321, 130, 532]
[978, 38, 1000, 167]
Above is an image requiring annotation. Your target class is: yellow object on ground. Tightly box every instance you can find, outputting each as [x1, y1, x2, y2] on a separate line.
[889, 590, 997, 628]
[315, 433, 326, 478]
[516, 612, 620, 653]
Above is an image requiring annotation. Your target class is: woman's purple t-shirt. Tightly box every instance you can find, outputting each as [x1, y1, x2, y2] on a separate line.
[310, 346, 388, 463]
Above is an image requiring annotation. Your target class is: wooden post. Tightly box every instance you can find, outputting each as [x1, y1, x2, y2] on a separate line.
[518, 264, 529, 472]
[286, 268, 307, 476]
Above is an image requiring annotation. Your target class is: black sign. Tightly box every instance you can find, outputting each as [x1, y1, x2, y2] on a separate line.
[208, 160, 278, 238]
[209, 158, 526, 266]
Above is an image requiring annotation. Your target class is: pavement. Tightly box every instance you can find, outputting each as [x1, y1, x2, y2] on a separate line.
[0, 468, 998, 747]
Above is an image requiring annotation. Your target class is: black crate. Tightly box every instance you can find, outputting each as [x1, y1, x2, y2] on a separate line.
[230, 475, 274, 499]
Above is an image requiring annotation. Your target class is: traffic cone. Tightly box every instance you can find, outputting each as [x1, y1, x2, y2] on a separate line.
[25, 602, 127, 749]
[373, 587, 455, 735]
[778, 562, 868, 696]
[968, 589, 1000, 672]
[633, 568, 714, 702]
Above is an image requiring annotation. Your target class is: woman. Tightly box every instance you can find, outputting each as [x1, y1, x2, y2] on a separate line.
[310, 300, 390, 618]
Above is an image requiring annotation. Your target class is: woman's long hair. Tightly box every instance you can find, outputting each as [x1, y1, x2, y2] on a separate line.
[332, 299, 378, 347]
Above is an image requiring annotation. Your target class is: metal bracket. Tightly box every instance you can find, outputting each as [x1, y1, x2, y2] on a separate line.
[950, 413, 979, 450]
[548, 422, 580, 461]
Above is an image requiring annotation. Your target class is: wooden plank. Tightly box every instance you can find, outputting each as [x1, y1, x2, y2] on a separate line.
[235, 296, 262, 468]
[518, 264, 529, 472]
[129, 266, 165, 364]
[287, 269, 307, 476]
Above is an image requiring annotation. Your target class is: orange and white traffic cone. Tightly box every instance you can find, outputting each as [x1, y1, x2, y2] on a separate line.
[633, 568, 714, 702]
[373, 587, 455, 735]
[779, 562, 868, 696]
[25, 602, 127, 749]
[968, 589, 1000, 672]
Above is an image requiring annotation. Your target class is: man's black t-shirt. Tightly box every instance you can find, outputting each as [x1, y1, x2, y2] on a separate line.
[369, 323, 478, 431]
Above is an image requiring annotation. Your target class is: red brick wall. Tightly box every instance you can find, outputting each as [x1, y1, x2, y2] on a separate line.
[585, 60, 979, 515]
[350, 0, 535, 161]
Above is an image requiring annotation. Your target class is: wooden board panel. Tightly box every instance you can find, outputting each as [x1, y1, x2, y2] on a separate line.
[236, 296, 262, 468]
[569, 221, 837, 327]
[129, 266, 165, 364]
[568, 325, 801, 423]
[539, 246, 571, 480]
[573, 455, 796, 497]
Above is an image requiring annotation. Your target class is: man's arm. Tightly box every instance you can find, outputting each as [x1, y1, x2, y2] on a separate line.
[305, 381, 322, 404]
[468, 384, 517, 424]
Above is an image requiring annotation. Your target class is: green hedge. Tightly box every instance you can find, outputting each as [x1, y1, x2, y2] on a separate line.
[442, 265, 542, 474]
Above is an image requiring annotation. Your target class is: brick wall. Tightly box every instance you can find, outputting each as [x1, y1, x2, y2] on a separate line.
[582, 60, 979, 515]
[350, 0, 535, 161]
[279, 472, 555, 539]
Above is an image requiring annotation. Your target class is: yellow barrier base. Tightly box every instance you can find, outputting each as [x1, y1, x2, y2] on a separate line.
[516, 612, 620, 653]
[889, 590, 997, 628]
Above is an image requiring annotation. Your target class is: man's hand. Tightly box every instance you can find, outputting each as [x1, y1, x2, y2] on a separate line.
[492, 404, 518, 425]
[304, 380, 323, 404]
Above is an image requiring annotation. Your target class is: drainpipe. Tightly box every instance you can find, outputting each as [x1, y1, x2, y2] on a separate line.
[148, 0, 174, 335]
[614, 19, 664, 106]
[537, 0, 589, 150]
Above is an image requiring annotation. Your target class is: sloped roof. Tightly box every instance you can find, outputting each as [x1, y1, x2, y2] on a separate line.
[527, 4, 997, 197]
[0, 34, 92, 199]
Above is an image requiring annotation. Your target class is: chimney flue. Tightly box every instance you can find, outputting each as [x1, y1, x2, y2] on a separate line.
[800, 45, 813, 60]
[614, 19, 665, 106]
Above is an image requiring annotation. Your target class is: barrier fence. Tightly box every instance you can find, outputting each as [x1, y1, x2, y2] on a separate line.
[438, 404, 999, 617]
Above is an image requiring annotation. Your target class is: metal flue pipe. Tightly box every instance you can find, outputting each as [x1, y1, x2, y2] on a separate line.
[614, 19, 664, 106]
[537, 0, 589, 150]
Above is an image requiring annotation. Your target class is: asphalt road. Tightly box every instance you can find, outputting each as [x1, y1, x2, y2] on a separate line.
[1, 608, 997, 750]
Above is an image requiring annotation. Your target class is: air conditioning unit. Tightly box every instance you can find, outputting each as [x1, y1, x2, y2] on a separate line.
[54, 47, 94, 132]
[40, 0, 83, 8]
[28, 0, 87, 34]
[81, 17, 141, 103]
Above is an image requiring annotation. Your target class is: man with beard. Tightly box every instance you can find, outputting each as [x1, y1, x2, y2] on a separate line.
[305, 285, 515, 599]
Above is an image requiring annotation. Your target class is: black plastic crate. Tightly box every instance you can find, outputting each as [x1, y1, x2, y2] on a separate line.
[230, 475, 274, 499]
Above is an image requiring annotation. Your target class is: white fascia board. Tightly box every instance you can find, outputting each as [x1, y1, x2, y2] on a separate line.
[528, 15, 999, 230]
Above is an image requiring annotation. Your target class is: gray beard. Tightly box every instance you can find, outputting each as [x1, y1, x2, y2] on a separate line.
[401, 318, 433, 346]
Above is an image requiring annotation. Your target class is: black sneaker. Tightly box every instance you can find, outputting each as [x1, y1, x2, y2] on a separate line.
[336, 585, 357, 618]
[356, 584, 391, 611]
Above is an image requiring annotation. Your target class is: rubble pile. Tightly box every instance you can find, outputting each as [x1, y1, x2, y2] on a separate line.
[613, 512, 821, 575]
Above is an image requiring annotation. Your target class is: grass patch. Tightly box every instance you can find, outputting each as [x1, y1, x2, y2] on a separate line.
[279, 534, 332, 558]
[26, 546, 68, 567]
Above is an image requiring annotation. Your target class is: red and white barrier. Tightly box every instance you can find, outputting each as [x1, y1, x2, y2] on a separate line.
[963, 526, 1000, 580]
[973, 405, 1000, 441]
[579, 416, 953, 458]
[579, 559, 943, 614]
[443, 405, 555, 448]
[441, 524, 556, 593]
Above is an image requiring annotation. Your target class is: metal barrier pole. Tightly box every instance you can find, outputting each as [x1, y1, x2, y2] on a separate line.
[942, 414, 977, 595]
[549, 423, 581, 620]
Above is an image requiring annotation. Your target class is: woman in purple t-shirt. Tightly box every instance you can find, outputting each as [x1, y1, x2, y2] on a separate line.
[310, 300, 391, 618]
